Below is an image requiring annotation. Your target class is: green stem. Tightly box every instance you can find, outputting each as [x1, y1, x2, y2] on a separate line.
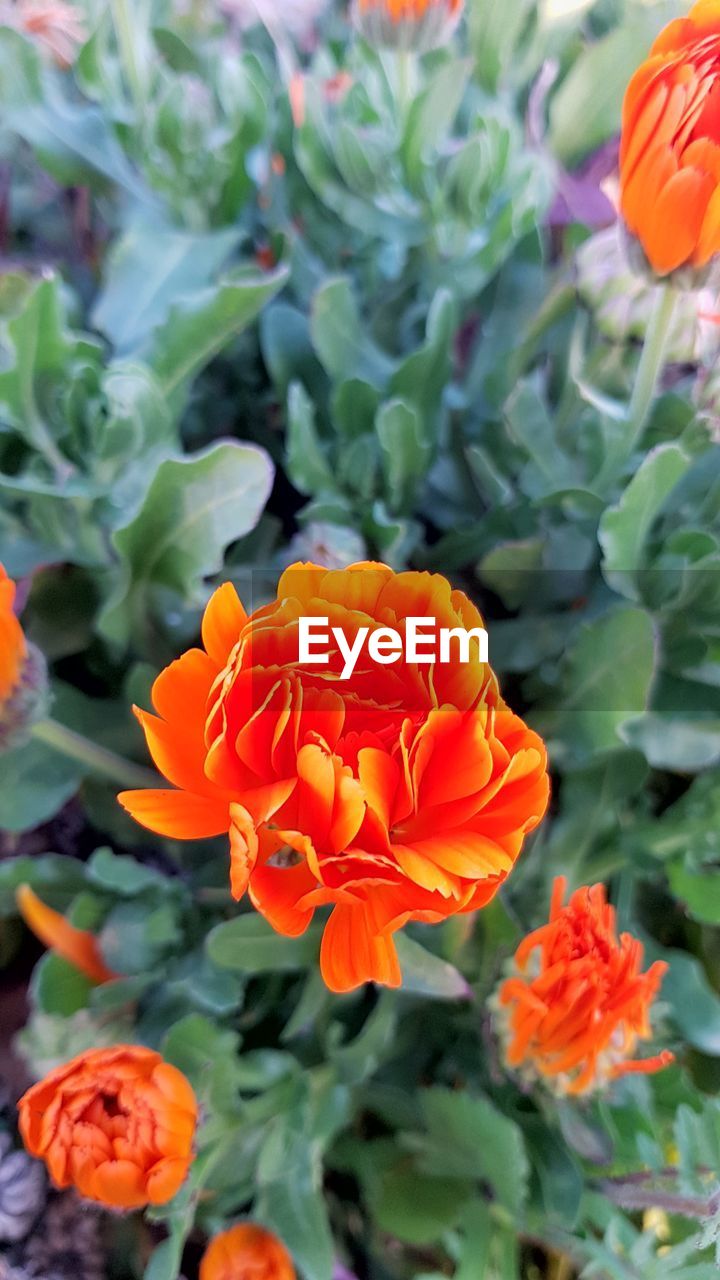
[32, 718, 157, 790]
[625, 283, 677, 455]
[111, 0, 146, 120]
[395, 48, 414, 127]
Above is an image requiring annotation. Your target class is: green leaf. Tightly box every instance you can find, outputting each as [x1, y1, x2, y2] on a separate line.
[371, 1166, 473, 1245]
[0, 738, 81, 833]
[375, 399, 430, 513]
[31, 952, 93, 1017]
[286, 382, 336, 496]
[92, 222, 242, 352]
[207, 914, 323, 973]
[99, 441, 273, 645]
[161, 1013, 244, 1113]
[146, 264, 289, 397]
[100, 899, 181, 974]
[256, 1105, 334, 1280]
[0, 29, 149, 196]
[311, 277, 394, 389]
[620, 714, 720, 772]
[549, 11, 670, 163]
[0, 854, 87, 916]
[87, 847, 173, 897]
[415, 1089, 529, 1214]
[402, 59, 472, 179]
[395, 933, 471, 1000]
[552, 607, 656, 754]
[647, 946, 720, 1056]
[599, 444, 693, 602]
[668, 863, 720, 925]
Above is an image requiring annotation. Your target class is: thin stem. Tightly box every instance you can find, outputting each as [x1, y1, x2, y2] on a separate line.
[394, 48, 415, 130]
[111, 0, 146, 120]
[32, 718, 157, 790]
[625, 283, 677, 455]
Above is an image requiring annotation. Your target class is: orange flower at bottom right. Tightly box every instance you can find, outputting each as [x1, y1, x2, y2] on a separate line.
[497, 877, 674, 1097]
[200, 1224, 295, 1280]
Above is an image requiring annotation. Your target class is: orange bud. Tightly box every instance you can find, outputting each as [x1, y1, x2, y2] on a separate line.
[18, 1045, 198, 1210]
[353, 0, 462, 51]
[200, 1224, 296, 1280]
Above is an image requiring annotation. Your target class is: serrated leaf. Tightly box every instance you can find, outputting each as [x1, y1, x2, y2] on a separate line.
[600, 444, 692, 602]
[98, 441, 273, 645]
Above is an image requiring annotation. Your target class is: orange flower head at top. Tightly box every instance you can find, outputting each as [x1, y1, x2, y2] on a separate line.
[620, 0, 720, 279]
[353, 0, 462, 52]
[120, 563, 549, 994]
[18, 1045, 198, 1209]
[496, 877, 674, 1097]
[200, 1223, 296, 1280]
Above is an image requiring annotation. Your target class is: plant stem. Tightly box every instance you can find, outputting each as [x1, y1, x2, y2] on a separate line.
[625, 283, 677, 455]
[395, 48, 413, 127]
[31, 718, 157, 790]
[111, 0, 146, 120]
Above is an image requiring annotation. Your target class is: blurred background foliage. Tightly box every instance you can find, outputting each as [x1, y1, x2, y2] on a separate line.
[1, 0, 720, 1276]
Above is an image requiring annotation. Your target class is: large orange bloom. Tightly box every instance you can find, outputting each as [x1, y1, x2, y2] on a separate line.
[0, 562, 27, 709]
[18, 1046, 198, 1209]
[497, 877, 674, 1096]
[120, 563, 549, 993]
[620, 0, 720, 276]
[353, 0, 462, 50]
[200, 1224, 295, 1280]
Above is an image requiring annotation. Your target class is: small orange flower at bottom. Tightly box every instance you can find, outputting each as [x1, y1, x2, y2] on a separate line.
[18, 1046, 198, 1210]
[496, 877, 674, 1096]
[200, 1224, 296, 1280]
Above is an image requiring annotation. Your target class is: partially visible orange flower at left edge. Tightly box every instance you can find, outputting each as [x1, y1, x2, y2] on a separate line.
[16, 884, 116, 985]
[496, 876, 674, 1097]
[200, 1223, 296, 1280]
[119, 562, 550, 995]
[18, 1045, 198, 1210]
[0, 562, 27, 709]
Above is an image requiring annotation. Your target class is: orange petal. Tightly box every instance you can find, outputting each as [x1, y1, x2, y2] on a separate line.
[16, 885, 116, 985]
[319, 903, 401, 993]
[201, 582, 247, 667]
[118, 788, 228, 839]
[641, 164, 714, 273]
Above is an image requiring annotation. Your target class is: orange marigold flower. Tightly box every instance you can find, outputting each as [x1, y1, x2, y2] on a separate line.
[200, 1224, 296, 1280]
[0, 562, 27, 708]
[18, 1045, 198, 1210]
[1, 0, 86, 67]
[620, 0, 720, 278]
[120, 563, 549, 994]
[353, 0, 462, 51]
[16, 884, 116, 986]
[497, 877, 674, 1096]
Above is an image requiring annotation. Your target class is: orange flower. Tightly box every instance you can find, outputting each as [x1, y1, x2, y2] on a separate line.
[120, 563, 549, 994]
[2, 0, 86, 67]
[0, 562, 27, 709]
[497, 877, 674, 1096]
[16, 885, 116, 985]
[200, 1224, 295, 1280]
[18, 1045, 198, 1210]
[620, 0, 720, 277]
[353, 0, 462, 51]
